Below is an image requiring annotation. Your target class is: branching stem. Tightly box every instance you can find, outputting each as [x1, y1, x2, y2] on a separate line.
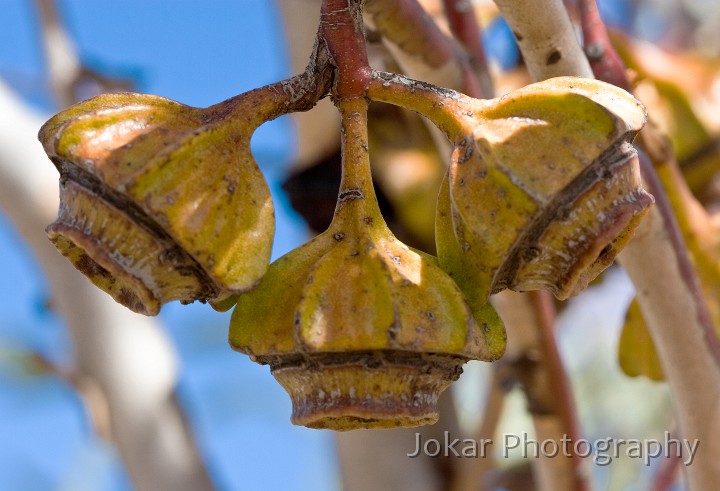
[367, 70, 473, 139]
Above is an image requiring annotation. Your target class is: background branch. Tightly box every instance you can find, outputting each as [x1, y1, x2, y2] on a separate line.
[363, 0, 479, 94]
[493, 0, 592, 80]
[492, 0, 720, 488]
[492, 291, 591, 491]
[441, 0, 493, 97]
[0, 79, 213, 491]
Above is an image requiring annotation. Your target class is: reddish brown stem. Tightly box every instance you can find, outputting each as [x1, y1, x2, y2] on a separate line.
[495, 290, 591, 491]
[450, 366, 508, 491]
[529, 291, 590, 491]
[441, 0, 494, 97]
[320, 0, 371, 98]
[650, 449, 682, 491]
[577, 0, 630, 90]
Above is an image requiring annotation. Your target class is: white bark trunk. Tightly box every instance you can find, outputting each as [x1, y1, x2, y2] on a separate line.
[0, 80, 213, 491]
[492, 1, 720, 488]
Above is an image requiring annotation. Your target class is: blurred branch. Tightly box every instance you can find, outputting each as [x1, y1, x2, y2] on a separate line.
[0, 55, 212, 491]
[34, 0, 80, 107]
[484, 463, 535, 491]
[336, 393, 461, 491]
[29, 353, 112, 441]
[363, 0, 481, 95]
[23, 2, 215, 488]
[450, 366, 507, 491]
[493, 291, 591, 491]
[492, 0, 720, 488]
[34, 0, 133, 107]
[581, 2, 720, 487]
[441, 0, 493, 97]
[617, 153, 720, 490]
[649, 430, 682, 491]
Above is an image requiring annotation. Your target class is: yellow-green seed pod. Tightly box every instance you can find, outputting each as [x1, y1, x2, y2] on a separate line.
[437, 77, 653, 301]
[39, 92, 275, 315]
[230, 98, 504, 430]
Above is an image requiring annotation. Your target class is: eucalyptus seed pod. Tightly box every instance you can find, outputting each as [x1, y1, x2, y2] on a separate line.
[436, 77, 653, 301]
[230, 99, 504, 430]
[39, 92, 275, 315]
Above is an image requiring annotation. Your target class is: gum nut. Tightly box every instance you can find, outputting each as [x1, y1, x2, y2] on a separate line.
[230, 182, 504, 430]
[441, 77, 653, 300]
[39, 92, 274, 314]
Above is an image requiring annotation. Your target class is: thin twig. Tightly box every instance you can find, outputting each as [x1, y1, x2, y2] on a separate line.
[363, 0, 482, 95]
[493, 291, 591, 491]
[29, 353, 112, 441]
[34, 0, 80, 107]
[441, 0, 494, 97]
[650, 454, 681, 491]
[577, 0, 630, 90]
[450, 366, 508, 491]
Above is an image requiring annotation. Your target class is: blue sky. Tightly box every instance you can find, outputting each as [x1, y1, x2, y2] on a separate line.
[0, 2, 337, 490]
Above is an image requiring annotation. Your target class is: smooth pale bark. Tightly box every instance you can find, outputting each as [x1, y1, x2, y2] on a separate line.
[0, 81, 213, 491]
[618, 207, 720, 487]
[492, 0, 720, 488]
[493, 0, 593, 80]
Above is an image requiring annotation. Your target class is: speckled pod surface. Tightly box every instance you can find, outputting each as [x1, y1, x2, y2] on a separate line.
[39, 93, 275, 315]
[229, 99, 505, 430]
[435, 77, 653, 301]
